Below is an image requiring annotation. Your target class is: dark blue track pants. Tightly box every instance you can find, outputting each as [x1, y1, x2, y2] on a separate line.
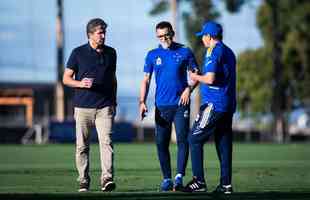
[155, 105, 190, 179]
[188, 103, 233, 185]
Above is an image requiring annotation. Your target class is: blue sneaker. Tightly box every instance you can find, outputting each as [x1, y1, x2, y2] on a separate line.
[173, 174, 183, 191]
[160, 179, 173, 191]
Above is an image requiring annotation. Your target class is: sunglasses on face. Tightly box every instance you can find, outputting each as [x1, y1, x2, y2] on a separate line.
[157, 33, 172, 39]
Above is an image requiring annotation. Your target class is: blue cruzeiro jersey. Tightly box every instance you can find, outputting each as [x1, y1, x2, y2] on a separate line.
[144, 42, 198, 106]
[200, 41, 236, 113]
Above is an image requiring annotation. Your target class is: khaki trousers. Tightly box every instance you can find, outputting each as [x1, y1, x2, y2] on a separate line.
[74, 106, 114, 184]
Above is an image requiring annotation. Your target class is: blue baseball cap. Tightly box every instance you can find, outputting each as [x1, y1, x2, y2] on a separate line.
[196, 21, 223, 37]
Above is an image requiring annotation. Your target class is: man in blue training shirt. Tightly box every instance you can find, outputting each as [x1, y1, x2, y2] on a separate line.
[183, 21, 236, 194]
[139, 21, 199, 191]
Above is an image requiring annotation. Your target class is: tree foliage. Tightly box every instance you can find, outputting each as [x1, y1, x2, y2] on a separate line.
[149, 0, 310, 141]
[149, 0, 170, 15]
[224, 0, 245, 12]
[237, 0, 310, 113]
[237, 48, 272, 113]
[182, 0, 219, 66]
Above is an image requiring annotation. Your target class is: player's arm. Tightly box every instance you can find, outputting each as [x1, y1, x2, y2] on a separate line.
[63, 68, 92, 88]
[179, 68, 199, 106]
[190, 48, 218, 85]
[188, 68, 200, 90]
[139, 73, 152, 120]
[189, 71, 215, 85]
[185, 48, 200, 91]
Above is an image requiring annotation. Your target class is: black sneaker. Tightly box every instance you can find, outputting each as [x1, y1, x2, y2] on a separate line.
[213, 184, 233, 194]
[182, 177, 207, 192]
[101, 178, 116, 192]
[78, 182, 89, 192]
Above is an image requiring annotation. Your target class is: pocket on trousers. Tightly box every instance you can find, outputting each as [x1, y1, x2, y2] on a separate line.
[108, 106, 116, 117]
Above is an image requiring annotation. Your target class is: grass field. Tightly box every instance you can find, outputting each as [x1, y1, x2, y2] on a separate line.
[0, 143, 309, 200]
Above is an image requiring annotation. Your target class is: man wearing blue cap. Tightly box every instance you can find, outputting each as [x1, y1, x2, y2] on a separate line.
[183, 21, 236, 194]
[139, 21, 199, 191]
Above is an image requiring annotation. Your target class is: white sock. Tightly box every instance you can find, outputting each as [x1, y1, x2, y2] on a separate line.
[175, 173, 182, 179]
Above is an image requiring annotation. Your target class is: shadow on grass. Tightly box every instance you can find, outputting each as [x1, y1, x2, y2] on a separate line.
[0, 192, 310, 200]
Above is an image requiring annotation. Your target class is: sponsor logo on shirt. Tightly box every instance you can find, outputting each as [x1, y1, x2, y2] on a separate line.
[206, 60, 212, 65]
[206, 46, 214, 57]
[208, 86, 220, 90]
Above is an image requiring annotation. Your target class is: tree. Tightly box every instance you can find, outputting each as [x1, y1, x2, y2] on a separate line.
[150, 0, 310, 142]
[226, 0, 287, 142]
[55, 0, 65, 121]
[233, 0, 310, 142]
[237, 48, 273, 113]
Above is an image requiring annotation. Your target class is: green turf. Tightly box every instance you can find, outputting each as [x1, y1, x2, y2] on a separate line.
[0, 143, 309, 199]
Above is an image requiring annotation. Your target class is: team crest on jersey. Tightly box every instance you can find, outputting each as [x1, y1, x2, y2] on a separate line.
[173, 53, 182, 62]
[156, 57, 162, 65]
